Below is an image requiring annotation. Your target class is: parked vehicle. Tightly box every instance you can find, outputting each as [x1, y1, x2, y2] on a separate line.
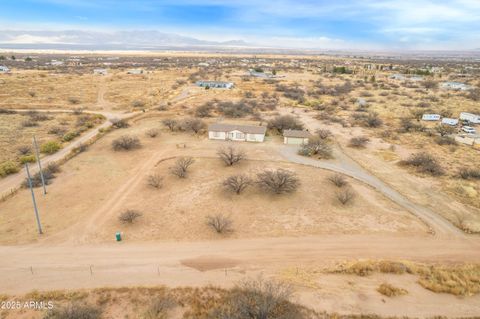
[462, 126, 477, 134]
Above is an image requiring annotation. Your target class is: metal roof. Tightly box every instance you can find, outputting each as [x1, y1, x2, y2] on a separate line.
[208, 123, 267, 134]
[283, 129, 311, 138]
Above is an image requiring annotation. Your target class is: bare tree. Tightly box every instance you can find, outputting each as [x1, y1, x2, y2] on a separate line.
[162, 118, 177, 131]
[349, 136, 369, 148]
[217, 146, 246, 166]
[298, 137, 333, 158]
[257, 169, 300, 194]
[118, 210, 142, 224]
[316, 128, 332, 140]
[328, 174, 347, 187]
[206, 214, 233, 234]
[223, 175, 251, 194]
[145, 128, 160, 138]
[170, 157, 195, 178]
[336, 188, 355, 205]
[147, 174, 163, 189]
[112, 135, 141, 151]
[435, 125, 455, 137]
[181, 118, 206, 134]
[110, 118, 129, 128]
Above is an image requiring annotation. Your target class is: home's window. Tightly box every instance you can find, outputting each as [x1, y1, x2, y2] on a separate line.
[236, 133, 244, 139]
[213, 131, 220, 137]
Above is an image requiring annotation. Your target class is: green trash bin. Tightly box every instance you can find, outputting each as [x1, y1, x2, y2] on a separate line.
[115, 232, 122, 242]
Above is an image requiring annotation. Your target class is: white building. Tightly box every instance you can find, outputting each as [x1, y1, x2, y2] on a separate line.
[389, 74, 406, 81]
[460, 112, 480, 124]
[283, 130, 311, 145]
[49, 60, 64, 66]
[208, 123, 266, 142]
[196, 81, 234, 89]
[441, 118, 459, 126]
[0, 66, 10, 73]
[93, 68, 108, 75]
[127, 69, 144, 75]
[441, 82, 472, 91]
[422, 114, 441, 121]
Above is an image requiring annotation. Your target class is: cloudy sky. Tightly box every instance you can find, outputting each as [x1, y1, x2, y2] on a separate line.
[1, 0, 480, 50]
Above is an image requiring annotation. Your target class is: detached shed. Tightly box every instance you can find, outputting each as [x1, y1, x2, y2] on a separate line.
[283, 130, 311, 145]
[422, 114, 441, 121]
[441, 118, 459, 126]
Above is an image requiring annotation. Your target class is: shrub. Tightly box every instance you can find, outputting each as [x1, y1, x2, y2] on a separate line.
[257, 169, 300, 194]
[110, 118, 129, 128]
[112, 135, 141, 151]
[62, 131, 79, 142]
[147, 174, 163, 188]
[377, 283, 408, 297]
[459, 168, 480, 180]
[43, 303, 101, 319]
[217, 146, 246, 166]
[435, 136, 457, 145]
[49, 126, 67, 136]
[162, 118, 178, 131]
[18, 145, 32, 155]
[223, 175, 251, 194]
[0, 161, 20, 177]
[179, 118, 206, 134]
[170, 157, 195, 178]
[145, 128, 159, 138]
[118, 210, 142, 224]
[349, 136, 370, 148]
[132, 100, 146, 108]
[298, 137, 333, 159]
[336, 188, 355, 205]
[316, 129, 332, 140]
[21, 119, 38, 127]
[268, 115, 304, 132]
[401, 152, 444, 176]
[40, 141, 62, 154]
[206, 214, 233, 234]
[328, 174, 347, 187]
[143, 297, 176, 319]
[195, 103, 213, 117]
[68, 96, 81, 105]
[20, 154, 36, 164]
[22, 162, 60, 188]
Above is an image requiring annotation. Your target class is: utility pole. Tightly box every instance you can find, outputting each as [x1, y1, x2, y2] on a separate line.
[32, 136, 47, 195]
[25, 163, 43, 234]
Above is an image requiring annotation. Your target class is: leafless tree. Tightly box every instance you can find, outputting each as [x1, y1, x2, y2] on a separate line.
[180, 118, 206, 134]
[118, 209, 142, 224]
[316, 128, 332, 140]
[217, 146, 246, 166]
[206, 214, 233, 234]
[298, 137, 333, 158]
[162, 118, 177, 131]
[112, 135, 141, 151]
[110, 118, 129, 128]
[223, 175, 252, 194]
[147, 174, 163, 189]
[17, 145, 32, 155]
[336, 188, 355, 205]
[435, 125, 455, 137]
[257, 169, 300, 194]
[170, 157, 195, 178]
[349, 136, 369, 148]
[328, 174, 347, 187]
[145, 128, 159, 138]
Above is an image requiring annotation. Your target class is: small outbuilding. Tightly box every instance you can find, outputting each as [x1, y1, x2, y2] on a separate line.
[196, 81, 234, 89]
[208, 123, 266, 142]
[283, 129, 311, 145]
[93, 68, 108, 75]
[441, 118, 459, 126]
[0, 66, 10, 73]
[460, 112, 480, 124]
[422, 114, 441, 121]
[127, 69, 144, 75]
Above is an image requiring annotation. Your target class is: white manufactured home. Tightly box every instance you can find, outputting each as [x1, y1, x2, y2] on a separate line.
[196, 81, 234, 89]
[0, 66, 10, 73]
[127, 69, 144, 75]
[93, 68, 108, 75]
[441, 82, 471, 91]
[422, 114, 441, 121]
[460, 112, 480, 124]
[441, 118, 459, 126]
[208, 123, 266, 142]
[283, 130, 311, 145]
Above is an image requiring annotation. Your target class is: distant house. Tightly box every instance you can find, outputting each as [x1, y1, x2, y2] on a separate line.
[283, 130, 311, 145]
[441, 118, 459, 126]
[93, 68, 108, 75]
[198, 62, 210, 67]
[208, 123, 266, 142]
[422, 114, 441, 121]
[49, 60, 64, 66]
[127, 69, 144, 75]
[196, 81, 234, 89]
[441, 81, 471, 91]
[0, 66, 10, 73]
[460, 112, 480, 124]
[389, 74, 406, 81]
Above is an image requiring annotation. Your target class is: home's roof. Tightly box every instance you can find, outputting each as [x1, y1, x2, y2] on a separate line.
[208, 123, 267, 134]
[283, 129, 311, 138]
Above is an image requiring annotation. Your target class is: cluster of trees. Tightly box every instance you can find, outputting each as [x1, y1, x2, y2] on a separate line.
[162, 118, 206, 134]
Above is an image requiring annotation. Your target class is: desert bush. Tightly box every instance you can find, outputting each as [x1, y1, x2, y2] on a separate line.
[423, 80, 438, 90]
[21, 119, 38, 127]
[0, 161, 20, 177]
[49, 126, 67, 136]
[298, 138, 333, 159]
[328, 174, 347, 187]
[170, 157, 195, 178]
[349, 136, 369, 148]
[118, 209, 142, 224]
[43, 303, 101, 319]
[40, 141, 62, 154]
[195, 103, 214, 117]
[29, 112, 51, 121]
[143, 296, 176, 319]
[257, 169, 300, 194]
[179, 118, 206, 134]
[217, 146, 246, 166]
[435, 136, 457, 146]
[62, 131, 79, 142]
[132, 100, 146, 108]
[365, 112, 383, 127]
[68, 96, 81, 105]
[223, 175, 252, 194]
[147, 174, 163, 188]
[435, 125, 455, 137]
[208, 278, 301, 319]
[401, 152, 444, 176]
[22, 162, 60, 188]
[20, 154, 36, 164]
[162, 118, 178, 131]
[268, 115, 304, 132]
[110, 118, 129, 128]
[206, 214, 233, 234]
[18, 145, 32, 155]
[399, 117, 424, 133]
[112, 135, 141, 151]
[217, 100, 254, 117]
[145, 128, 160, 138]
[316, 129, 332, 140]
[458, 168, 480, 180]
[377, 283, 408, 297]
[336, 188, 355, 205]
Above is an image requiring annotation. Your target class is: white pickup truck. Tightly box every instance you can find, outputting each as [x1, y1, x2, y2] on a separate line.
[462, 126, 477, 134]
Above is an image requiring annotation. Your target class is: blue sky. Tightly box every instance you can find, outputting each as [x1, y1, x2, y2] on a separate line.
[1, 0, 480, 50]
